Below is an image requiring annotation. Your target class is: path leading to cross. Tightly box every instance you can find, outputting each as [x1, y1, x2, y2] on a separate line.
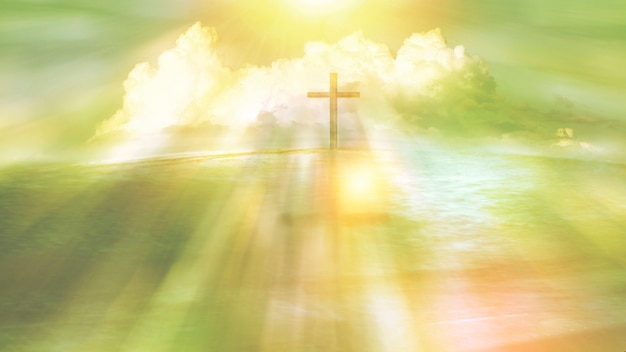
[308, 73, 360, 150]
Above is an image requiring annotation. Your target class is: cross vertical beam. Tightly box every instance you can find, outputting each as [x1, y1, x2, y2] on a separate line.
[329, 73, 338, 150]
[307, 73, 360, 150]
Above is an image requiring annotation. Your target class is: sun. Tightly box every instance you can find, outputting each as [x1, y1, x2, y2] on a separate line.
[299, 0, 336, 6]
[289, 0, 358, 15]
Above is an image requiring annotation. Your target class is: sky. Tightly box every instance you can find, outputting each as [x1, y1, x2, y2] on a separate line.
[1, 0, 625, 162]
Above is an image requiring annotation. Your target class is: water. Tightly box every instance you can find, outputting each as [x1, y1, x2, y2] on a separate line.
[0, 147, 625, 351]
[388, 147, 626, 267]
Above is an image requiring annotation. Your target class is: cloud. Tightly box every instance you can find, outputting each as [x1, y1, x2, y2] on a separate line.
[92, 22, 614, 159]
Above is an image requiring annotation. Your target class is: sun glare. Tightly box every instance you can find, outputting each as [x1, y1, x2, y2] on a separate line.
[338, 161, 388, 214]
[289, 0, 358, 15]
[300, 0, 336, 6]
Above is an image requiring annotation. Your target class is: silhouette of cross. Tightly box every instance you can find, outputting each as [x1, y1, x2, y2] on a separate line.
[308, 73, 360, 150]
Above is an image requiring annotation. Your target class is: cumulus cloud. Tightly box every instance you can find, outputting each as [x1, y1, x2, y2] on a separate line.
[92, 22, 610, 158]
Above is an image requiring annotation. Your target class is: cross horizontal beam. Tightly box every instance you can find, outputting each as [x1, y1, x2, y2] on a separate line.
[307, 92, 360, 98]
[307, 73, 360, 150]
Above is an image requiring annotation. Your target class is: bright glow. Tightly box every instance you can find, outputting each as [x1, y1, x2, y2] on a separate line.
[288, 0, 360, 15]
[342, 165, 377, 198]
[299, 0, 336, 7]
[337, 159, 387, 214]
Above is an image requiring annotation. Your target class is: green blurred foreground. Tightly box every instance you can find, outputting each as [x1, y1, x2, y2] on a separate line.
[1, 148, 625, 351]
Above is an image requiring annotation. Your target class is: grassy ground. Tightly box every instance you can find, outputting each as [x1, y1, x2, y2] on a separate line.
[1, 149, 625, 351]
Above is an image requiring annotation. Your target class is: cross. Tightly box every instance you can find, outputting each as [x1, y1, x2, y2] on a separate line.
[307, 73, 360, 150]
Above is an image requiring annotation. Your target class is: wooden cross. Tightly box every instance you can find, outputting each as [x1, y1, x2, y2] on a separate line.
[307, 73, 360, 150]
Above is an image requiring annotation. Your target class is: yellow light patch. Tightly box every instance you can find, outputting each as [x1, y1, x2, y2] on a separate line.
[337, 160, 388, 215]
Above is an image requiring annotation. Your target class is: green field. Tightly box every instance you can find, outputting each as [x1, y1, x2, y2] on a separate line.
[1, 148, 625, 351]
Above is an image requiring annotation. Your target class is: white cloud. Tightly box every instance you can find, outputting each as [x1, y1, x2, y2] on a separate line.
[95, 23, 490, 138]
[93, 22, 616, 160]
